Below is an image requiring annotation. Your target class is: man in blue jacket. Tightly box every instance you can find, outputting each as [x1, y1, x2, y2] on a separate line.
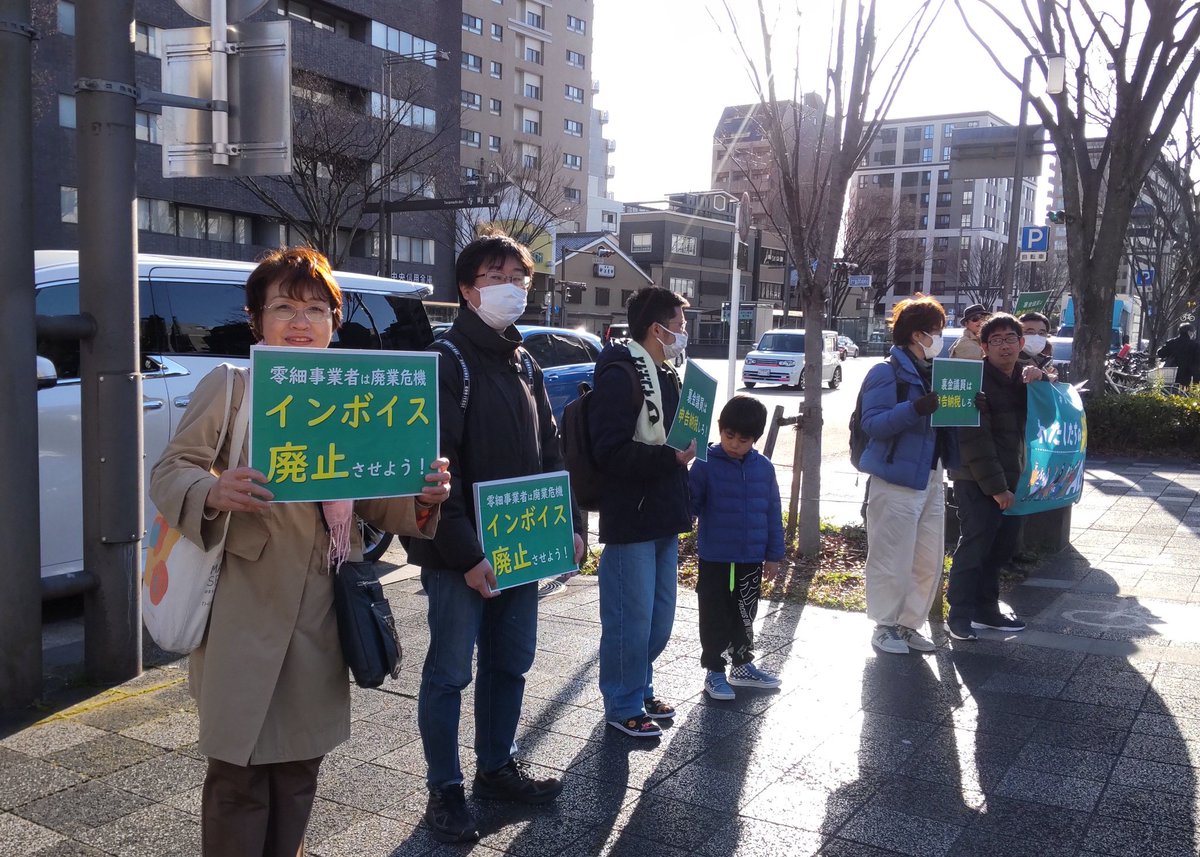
[589, 287, 695, 738]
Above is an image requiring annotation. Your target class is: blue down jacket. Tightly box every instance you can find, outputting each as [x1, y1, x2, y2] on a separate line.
[859, 346, 960, 490]
[689, 444, 785, 564]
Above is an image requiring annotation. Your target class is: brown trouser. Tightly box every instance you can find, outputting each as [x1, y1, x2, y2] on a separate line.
[201, 755, 323, 857]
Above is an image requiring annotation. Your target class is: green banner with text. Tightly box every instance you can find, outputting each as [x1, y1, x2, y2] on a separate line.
[930, 357, 984, 428]
[666, 360, 719, 461]
[474, 471, 577, 590]
[249, 345, 440, 502]
[1012, 291, 1051, 316]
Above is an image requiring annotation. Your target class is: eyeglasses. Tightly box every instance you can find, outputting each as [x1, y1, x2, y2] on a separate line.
[266, 303, 333, 323]
[475, 272, 532, 289]
[986, 335, 1021, 347]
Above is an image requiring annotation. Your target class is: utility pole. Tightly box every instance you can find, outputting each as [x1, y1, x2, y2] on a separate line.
[0, 0, 43, 709]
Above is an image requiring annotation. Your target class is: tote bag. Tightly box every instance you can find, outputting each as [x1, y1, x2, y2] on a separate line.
[143, 367, 249, 653]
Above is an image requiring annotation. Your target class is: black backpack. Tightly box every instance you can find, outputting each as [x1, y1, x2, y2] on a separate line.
[849, 355, 910, 471]
[560, 362, 641, 511]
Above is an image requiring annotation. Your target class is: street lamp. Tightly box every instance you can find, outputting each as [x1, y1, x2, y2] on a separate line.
[1000, 53, 1065, 311]
[378, 49, 449, 278]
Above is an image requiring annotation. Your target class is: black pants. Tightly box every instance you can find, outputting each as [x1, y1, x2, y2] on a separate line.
[202, 755, 323, 857]
[946, 480, 1021, 623]
[697, 559, 763, 671]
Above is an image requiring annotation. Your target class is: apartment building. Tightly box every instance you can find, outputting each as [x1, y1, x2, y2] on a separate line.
[34, 0, 461, 297]
[851, 112, 1038, 324]
[459, 1, 615, 236]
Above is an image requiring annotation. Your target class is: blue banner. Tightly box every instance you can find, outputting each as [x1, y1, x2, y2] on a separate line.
[1007, 381, 1087, 516]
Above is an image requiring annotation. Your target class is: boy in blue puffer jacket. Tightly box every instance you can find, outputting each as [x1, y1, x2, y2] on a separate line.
[689, 395, 785, 700]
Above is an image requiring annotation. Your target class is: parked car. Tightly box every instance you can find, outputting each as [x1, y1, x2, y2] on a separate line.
[837, 335, 860, 359]
[1048, 336, 1073, 381]
[516, 325, 601, 422]
[603, 322, 630, 346]
[742, 328, 842, 390]
[34, 251, 434, 595]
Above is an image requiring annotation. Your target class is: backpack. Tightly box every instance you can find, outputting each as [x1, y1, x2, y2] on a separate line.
[435, 337, 535, 411]
[560, 361, 642, 511]
[849, 355, 910, 471]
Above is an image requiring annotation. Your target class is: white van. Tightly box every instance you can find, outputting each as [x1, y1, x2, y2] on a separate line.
[742, 328, 842, 390]
[35, 251, 434, 594]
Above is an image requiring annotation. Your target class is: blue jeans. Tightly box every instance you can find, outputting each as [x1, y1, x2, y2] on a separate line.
[597, 537, 678, 721]
[417, 568, 537, 788]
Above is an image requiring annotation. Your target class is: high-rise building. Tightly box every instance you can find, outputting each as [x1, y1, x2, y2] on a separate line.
[33, 1, 460, 298]
[459, 1, 614, 241]
[850, 112, 1039, 324]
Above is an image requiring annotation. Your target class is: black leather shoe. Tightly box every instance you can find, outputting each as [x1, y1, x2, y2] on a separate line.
[424, 784, 479, 843]
[473, 759, 563, 804]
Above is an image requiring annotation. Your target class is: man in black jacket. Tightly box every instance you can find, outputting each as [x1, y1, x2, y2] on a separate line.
[589, 287, 695, 738]
[946, 313, 1032, 642]
[408, 233, 585, 843]
[1157, 322, 1198, 387]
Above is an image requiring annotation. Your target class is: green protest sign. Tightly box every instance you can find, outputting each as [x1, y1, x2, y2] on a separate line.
[666, 360, 719, 461]
[930, 357, 984, 427]
[249, 345, 440, 502]
[474, 471, 577, 590]
[1012, 291, 1051, 316]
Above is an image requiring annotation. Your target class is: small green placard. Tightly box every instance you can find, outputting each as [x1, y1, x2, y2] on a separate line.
[1012, 291, 1051, 316]
[666, 360, 719, 461]
[930, 357, 984, 427]
[249, 345, 440, 502]
[474, 471, 577, 590]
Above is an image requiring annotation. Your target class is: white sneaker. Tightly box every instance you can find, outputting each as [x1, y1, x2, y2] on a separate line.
[871, 624, 909, 655]
[899, 625, 936, 653]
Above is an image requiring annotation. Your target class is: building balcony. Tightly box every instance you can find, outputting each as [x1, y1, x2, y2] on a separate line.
[591, 79, 600, 94]
[605, 165, 616, 179]
[604, 139, 616, 153]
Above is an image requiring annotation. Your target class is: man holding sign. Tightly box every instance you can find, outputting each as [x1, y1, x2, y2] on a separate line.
[407, 233, 585, 844]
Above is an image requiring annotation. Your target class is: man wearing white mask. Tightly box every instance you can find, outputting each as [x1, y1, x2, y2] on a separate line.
[410, 231, 585, 844]
[589, 287, 696, 737]
[1017, 312, 1058, 383]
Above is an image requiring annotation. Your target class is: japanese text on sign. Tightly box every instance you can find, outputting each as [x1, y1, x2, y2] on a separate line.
[474, 471, 577, 590]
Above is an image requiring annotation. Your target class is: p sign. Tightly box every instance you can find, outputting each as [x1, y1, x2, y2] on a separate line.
[1020, 226, 1048, 262]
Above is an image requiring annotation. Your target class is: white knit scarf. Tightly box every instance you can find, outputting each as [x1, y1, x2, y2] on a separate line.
[626, 340, 668, 445]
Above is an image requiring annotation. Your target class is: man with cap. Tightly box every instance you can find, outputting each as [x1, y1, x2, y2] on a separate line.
[1157, 322, 1199, 387]
[950, 304, 989, 360]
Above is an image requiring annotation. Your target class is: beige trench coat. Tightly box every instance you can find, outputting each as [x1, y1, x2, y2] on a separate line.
[149, 365, 438, 766]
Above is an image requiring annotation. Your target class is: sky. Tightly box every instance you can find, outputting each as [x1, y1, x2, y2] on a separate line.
[590, 0, 1037, 203]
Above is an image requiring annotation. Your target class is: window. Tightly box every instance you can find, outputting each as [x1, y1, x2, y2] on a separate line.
[934, 236, 949, 251]
[874, 150, 896, 166]
[935, 214, 950, 228]
[960, 236, 971, 250]
[939, 169, 950, 181]
[943, 123, 956, 137]
[921, 171, 931, 185]
[135, 21, 161, 56]
[920, 192, 930, 205]
[390, 171, 435, 198]
[937, 192, 952, 206]
[526, 11, 543, 28]
[921, 147, 933, 163]
[58, 94, 75, 128]
[631, 233, 652, 253]
[462, 13, 482, 33]
[567, 14, 587, 33]
[566, 50, 585, 68]
[489, 98, 501, 114]
[564, 119, 583, 136]
[590, 287, 609, 307]
[523, 118, 541, 135]
[523, 153, 539, 168]
[962, 190, 974, 205]
[137, 198, 175, 234]
[57, 0, 74, 34]
[564, 187, 581, 203]
[461, 90, 481, 110]
[60, 186, 78, 224]
[524, 83, 541, 100]
[462, 52, 482, 72]
[669, 277, 697, 299]
[904, 126, 923, 142]
[670, 234, 697, 255]
[565, 84, 584, 103]
[489, 135, 501, 152]
[490, 61, 502, 78]
[392, 236, 435, 265]
[984, 215, 996, 230]
[880, 127, 897, 144]
[901, 172, 920, 188]
[563, 153, 582, 170]
[894, 282, 912, 296]
[369, 93, 438, 132]
[135, 110, 160, 144]
[369, 23, 438, 62]
[280, 1, 348, 34]
[525, 47, 542, 64]
[903, 148, 920, 164]
[923, 124, 934, 139]
[941, 145, 951, 160]
[961, 214, 973, 228]
[461, 129, 480, 147]
[919, 215, 929, 228]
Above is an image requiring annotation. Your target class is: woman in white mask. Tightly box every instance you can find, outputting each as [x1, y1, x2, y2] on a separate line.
[857, 297, 960, 656]
[1016, 311, 1058, 383]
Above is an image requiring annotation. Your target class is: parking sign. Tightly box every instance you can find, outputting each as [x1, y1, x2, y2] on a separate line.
[1019, 226, 1048, 262]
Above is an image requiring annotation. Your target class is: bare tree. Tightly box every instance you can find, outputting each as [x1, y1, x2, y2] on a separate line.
[235, 68, 454, 268]
[956, 237, 1009, 310]
[719, 0, 942, 554]
[833, 190, 922, 318]
[955, 0, 1200, 393]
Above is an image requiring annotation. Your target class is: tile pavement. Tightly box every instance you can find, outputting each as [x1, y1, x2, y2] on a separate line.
[2, 458, 1199, 856]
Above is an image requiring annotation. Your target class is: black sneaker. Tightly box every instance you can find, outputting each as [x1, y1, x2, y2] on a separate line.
[972, 613, 1026, 632]
[473, 759, 563, 804]
[424, 784, 479, 844]
[947, 618, 977, 641]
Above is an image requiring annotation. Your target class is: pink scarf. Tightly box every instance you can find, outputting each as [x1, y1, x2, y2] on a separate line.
[323, 500, 355, 572]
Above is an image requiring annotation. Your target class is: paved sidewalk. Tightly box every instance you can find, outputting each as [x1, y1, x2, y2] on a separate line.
[3, 458, 1200, 856]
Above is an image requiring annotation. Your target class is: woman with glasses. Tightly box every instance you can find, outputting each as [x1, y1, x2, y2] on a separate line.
[949, 303, 989, 360]
[859, 296, 959, 655]
[150, 247, 450, 856]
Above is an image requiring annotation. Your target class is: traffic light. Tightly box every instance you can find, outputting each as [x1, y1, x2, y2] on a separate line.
[1047, 209, 1067, 224]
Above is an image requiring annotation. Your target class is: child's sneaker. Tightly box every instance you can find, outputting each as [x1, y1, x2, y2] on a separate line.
[704, 670, 736, 700]
[728, 662, 782, 689]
